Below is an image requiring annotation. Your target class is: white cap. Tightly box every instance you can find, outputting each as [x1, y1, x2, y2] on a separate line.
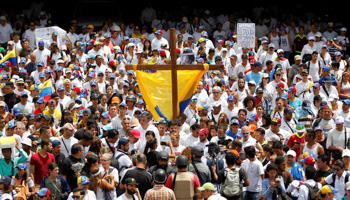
[21, 138, 32, 147]
[212, 101, 222, 107]
[335, 116, 345, 124]
[286, 150, 296, 157]
[1, 194, 13, 200]
[341, 27, 347, 32]
[343, 149, 350, 157]
[222, 48, 228, 52]
[269, 134, 280, 142]
[277, 49, 284, 53]
[248, 80, 256, 85]
[62, 123, 75, 130]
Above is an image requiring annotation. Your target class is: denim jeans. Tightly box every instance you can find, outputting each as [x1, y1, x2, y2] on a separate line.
[244, 191, 260, 200]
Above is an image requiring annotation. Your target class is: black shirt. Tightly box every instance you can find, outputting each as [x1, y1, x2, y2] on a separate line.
[121, 167, 152, 199]
[314, 168, 334, 182]
[61, 155, 85, 190]
[146, 151, 158, 168]
[54, 153, 66, 174]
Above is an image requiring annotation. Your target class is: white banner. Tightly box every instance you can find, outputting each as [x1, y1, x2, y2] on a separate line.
[35, 26, 68, 48]
[237, 23, 255, 49]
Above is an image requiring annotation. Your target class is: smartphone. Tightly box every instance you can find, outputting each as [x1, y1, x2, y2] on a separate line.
[160, 141, 167, 145]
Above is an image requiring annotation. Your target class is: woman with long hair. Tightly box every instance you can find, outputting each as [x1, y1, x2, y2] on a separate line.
[11, 163, 35, 200]
[88, 166, 115, 200]
[86, 137, 102, 164]
[259, 73, 274, 99]
[338, 71, 350, 101]
[256, 104, 265, 127]
[142, 39, 152, 56]
[144, 137, 158, 168]
[81, 155, 99, 178]
[15, 114, 31, 135]
[262, 163, 287, 200]
[261, 113, 272, 130]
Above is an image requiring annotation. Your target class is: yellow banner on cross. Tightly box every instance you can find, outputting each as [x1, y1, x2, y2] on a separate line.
[135, 67, 207, 121]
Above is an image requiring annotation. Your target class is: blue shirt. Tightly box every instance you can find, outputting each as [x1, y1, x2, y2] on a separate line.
[289, 98, 302, 110]
[262, 176, 287, 200]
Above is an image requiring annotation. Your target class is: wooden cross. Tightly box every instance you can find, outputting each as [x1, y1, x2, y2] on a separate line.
[125, 28, 223, 119]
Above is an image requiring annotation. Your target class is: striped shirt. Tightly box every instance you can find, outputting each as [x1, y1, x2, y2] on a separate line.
[144, 185, 176, 200]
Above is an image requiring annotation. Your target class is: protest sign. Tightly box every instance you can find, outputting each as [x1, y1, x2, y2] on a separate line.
[237, 23, 255, 49]
[35, 26, 68, 48]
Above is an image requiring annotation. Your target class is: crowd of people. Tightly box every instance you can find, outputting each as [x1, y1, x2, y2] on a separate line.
[1, 2, 350, 200]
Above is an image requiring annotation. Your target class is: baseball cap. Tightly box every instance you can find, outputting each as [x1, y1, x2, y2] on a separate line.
[300, 156, 315, 165]
[286, 150, 296, 157]
[286, 87, 297, 93]
[198, 182, 215, 191]
[13, 107, 22, 116]
[1, 194, 13, 200]
[102, 124, 113, 132]
[197, 105, 210, 111]
[77, 176, 90, 185]
[21, 137, 32, 147]
[37, 188, 51, 197]
[62, 123, 74, 130]
[335, 116, 345, 124]
[52, 140, 61, 148]
[296, 122, 305, 132]
[227, 95, 235, 101]
[101, 112, 109, 118]
[124, 178, 139, 185]
[256, 87, 263, 94]
[199, 128, 209, 136]
[284, 106, 294, 114]
[249, 114, 258, 121]
[272, 117, 281, 125]
[130, 129, 141, 139]
[230, 119, 239, 125]
[315, 126, 323, 131]
[275, 82, 285, 89]
[343, 149, 350, 157]
[302, 100, 311, 109]
[16, 163, 27, 170]
[281, 92, 289, 100]
[320, 185, 338, 194]
[117, 138, 129, 148]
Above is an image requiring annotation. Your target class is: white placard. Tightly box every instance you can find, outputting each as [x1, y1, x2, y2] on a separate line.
[237, 23, 255, 49]
[35, 26, 67, 48]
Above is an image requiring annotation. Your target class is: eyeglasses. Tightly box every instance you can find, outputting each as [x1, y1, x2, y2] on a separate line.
[242, 132, 250, 135]
[333, 168, 341, 171]
[302, 74, 308, 76]
[213, 92, 220, 94]
[275, 74, 281, 76]
[101, 159, 110, 162]
[72, 196, 81, 199]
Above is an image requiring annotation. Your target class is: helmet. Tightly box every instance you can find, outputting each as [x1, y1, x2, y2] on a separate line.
[191, 146, 204, 157]
[154, 168, 167, 184]
[176, 155, 189, 166]
[156, 151, 169, 161]
[125, 95, 137, 102]
[125, 95, 137, 106]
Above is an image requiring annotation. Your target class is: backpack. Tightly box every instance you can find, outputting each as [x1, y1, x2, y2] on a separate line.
[12, 177, 30, 200]
[220, 167, 241, 197]
[172, 172, 194, 200]
[304, 183, 321, 200]
[331, 172, 350, 187]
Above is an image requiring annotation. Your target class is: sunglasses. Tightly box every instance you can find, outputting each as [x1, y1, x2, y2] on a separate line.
[72, 196, 81, 199]
[333, 168, 341, 171]
[191, 99, 197, 102]
[242, 132, 250, 135]
[213, 92, 220, 94]
[271, 123, 279, 126]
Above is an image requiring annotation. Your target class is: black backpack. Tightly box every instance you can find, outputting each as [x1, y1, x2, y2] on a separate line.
[304, 183, 321, 200]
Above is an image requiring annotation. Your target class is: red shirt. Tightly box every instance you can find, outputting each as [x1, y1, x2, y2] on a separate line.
[287, 133, 305, 160]
[33, 108, 43, 115]
[30, 152, 55, 184]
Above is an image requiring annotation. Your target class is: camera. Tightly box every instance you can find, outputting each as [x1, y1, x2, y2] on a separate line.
[217, 137, 232, 146]
[275, 178, 280, 183]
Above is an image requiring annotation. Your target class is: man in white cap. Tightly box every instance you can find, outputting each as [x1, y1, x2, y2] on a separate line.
[326, 116, 349, 161]
[59, 123, 78, 157]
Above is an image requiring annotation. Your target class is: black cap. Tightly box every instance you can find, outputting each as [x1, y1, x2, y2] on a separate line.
[256, 87, 264, 94]
[124, 178, 138, 185]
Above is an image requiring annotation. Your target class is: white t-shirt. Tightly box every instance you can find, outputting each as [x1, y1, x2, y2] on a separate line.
[60, 136, 79, 157]
[116, 193, 139, 200]
[0, 23, 13, 43]
[67, 190, 96, 200]
[241, 158, 264, 193]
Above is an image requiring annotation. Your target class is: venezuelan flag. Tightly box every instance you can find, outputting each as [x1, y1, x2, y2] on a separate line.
[0, 50, 18, 65]
[39, 79, 53, 101]
[135, 65, 207, 121]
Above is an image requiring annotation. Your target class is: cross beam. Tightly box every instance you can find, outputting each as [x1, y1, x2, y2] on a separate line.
[126, 28, 223, 119]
